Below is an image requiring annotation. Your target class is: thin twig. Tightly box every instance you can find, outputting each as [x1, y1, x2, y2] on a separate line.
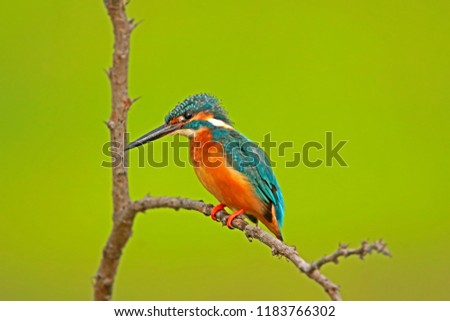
[310, 240, 391, 271]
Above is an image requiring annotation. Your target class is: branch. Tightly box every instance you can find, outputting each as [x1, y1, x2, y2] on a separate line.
[95, 0, 390, 301]
[310, 240, 391, 271]
[132, 196, 391, 301]
[94, 0, 135, 301]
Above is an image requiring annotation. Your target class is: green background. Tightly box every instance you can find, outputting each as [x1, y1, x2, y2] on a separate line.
[1, 0, 449, 300]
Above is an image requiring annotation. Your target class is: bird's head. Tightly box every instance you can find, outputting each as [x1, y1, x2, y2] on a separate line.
[125, 94, 232, 151]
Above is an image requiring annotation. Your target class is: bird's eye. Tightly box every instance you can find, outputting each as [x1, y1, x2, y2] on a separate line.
[184, 112, 193, 120]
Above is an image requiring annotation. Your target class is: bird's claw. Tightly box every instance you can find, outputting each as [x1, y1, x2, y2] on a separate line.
[211, 203, 226, 221]
[226, 209, 245, 229]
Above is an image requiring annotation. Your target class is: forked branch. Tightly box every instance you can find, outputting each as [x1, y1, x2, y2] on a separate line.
[94, 0, 390, 301]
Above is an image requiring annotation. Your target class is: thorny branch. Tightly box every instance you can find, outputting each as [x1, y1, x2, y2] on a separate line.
[94, 0, 136, 301]
[94, 0, 390, 301]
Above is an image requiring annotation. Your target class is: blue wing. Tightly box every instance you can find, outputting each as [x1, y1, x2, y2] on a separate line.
[212, 128, 285, 227]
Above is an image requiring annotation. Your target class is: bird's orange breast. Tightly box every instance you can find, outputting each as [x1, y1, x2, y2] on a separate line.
[190, 129, 266, 216]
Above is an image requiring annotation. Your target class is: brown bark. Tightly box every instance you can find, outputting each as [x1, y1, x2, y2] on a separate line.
[94, 0, 135, 301]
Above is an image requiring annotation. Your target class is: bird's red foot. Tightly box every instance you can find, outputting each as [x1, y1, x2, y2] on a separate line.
[226, 209, 245, 229]
[211, 203, 226, 221]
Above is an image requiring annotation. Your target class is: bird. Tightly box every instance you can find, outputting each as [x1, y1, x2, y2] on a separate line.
[125, 94, 285, 240]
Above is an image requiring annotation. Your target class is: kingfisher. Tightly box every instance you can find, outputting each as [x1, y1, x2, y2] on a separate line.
[125, 94, 285, 240]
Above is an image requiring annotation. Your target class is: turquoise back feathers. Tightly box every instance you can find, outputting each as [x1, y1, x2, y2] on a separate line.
[212, 128, 285, 227]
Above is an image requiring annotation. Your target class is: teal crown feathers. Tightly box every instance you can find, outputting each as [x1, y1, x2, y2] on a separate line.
[165, 94, 232, 125]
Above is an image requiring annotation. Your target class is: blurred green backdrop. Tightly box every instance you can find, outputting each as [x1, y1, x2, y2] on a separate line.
[0, 0, 449, 300]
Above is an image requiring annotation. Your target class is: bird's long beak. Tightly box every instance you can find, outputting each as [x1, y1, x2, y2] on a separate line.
[125, 123, 181, 151]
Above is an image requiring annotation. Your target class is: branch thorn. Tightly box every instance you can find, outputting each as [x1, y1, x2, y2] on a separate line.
[103, 68, 112, 79]
[130, 19, 143, 31]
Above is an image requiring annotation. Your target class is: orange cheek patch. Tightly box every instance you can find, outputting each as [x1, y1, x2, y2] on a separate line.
[194, 111, 213, 121]
[169, 117, 183, 125]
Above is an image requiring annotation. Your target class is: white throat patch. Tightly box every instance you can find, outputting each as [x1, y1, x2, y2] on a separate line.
[174, 128, 196, 138]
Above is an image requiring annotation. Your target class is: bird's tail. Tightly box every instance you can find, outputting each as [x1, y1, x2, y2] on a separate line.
[268, 222, 283, 241]
[259, 205, 283, 241]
